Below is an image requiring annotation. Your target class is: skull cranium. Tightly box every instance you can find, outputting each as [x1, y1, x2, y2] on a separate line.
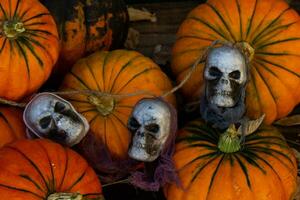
[127, 99, 171, 162]
[204, 46, 247, 107]
[23, 93, 89, 146]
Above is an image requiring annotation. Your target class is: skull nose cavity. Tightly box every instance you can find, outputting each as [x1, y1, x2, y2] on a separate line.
[220, 78, 229, 84]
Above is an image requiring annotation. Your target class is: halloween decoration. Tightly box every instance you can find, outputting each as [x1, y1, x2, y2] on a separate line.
[200, 45, 248, 129]
[128, 98, 178, 191]
[0, 139, 104, 200]
[23, 93, 89, 146]
[40, 0, 129, 79]
[0, 106, 26, 147]
[164, 119, 298, 200]
[128, 98, 172, 162]
[171, 0, 300, 124]
[0, 0, 59, 100]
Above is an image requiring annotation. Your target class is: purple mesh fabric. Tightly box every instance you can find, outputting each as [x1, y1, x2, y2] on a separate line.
[129, 98, 179, 191]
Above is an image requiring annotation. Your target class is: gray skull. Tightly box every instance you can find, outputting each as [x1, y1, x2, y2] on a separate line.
[127, 99, 171, 162]
[204, 46, 247, 107]
[23, 93, 89, 146]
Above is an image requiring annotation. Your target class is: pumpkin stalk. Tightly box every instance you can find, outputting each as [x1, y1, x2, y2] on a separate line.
[2, 21, 25, 38]
[47, 193, 105, 200]
[218, 124, 241, 153]
[87, 95, 115, 116]
[234, 41, 255, 62]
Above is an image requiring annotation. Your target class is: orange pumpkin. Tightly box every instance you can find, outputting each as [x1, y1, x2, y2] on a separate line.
[0, 139, 103, 199]
[0, 0, 59, 101]
[59, 49, 176, 160]
[164, 120, 297, 200]
[171, 0, 300, 124]
[0, 106, 26, 147]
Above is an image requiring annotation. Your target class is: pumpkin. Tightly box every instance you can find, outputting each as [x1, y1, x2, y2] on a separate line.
[164, 119, 297, 200]
[0, 0, 59, 100]
[0, 106, 26, 147]
[59, 49, 176, 160]
[171, 0, 300, 124]
[0, 139, 103, 200]
[40, 0, 129, 78]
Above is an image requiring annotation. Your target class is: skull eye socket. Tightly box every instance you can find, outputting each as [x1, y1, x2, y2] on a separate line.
[39, 116, 52, 129]
[229, 70, 241, 80]
[145, 123, 160, 133]
[209, 67, 222, 78]
[128, 117, 140, 131]
[54, 102, 67, 112]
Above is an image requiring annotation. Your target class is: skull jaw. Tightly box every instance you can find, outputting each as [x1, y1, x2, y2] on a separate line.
[128, 141, 160, 162]
[209, 93, 235, 107]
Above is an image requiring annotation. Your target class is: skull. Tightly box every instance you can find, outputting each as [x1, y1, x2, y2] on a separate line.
[23, 93, 89, 146]
[204, 46, 247, 107]
[127, 99, 171, 162]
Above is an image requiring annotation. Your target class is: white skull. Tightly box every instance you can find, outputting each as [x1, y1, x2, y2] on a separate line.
[204, 46, 247, 107]
[127, 99, 171, 162]
[23, 93, 89, 146]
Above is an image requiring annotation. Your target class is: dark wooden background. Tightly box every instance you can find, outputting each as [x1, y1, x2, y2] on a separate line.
[103, 1, 300, 199]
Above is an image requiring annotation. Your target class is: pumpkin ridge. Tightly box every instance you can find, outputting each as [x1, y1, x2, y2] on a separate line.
[207, 155, 225, 196]
[18, 7, 29, 20]
[255, 51, 295, 56]
[24, 22, 47, 27]
[35, 141, 56, 193]
[251, 65, 275, 117]
[252, 7, 291, 44]
[0, 111, 18, 140]
[88, 112, 100, 125]
[234, 154, 252, 188]
[239, 152, 266, 174]
[15, 40, 30, 78]
[254, 22, 297, 46]
[190, 154, 220, 183]
[12, 0, 20, 20]
[6, 146, 50, 191]
[0, 38, 7, 53]
[247, 141, 288, 148]
[177, 35, 214, 42]
[256, 37, 300, 49]
[108, 114, 127, 156]
[259, 57, 300, 78]
[65, 167, 88, 192]
[109, 55, 144, 93]
[22, 12, 51, 23]
[80, 108, 98, 114]
[236, 0, 243, 40]
[248, 146, 295, 168]
[0, 182, 44, 198]
[69, 71, 92, 90]
[19, 174, 45, 193]
[19, 37, 44, 68]
[22, 36, 54, 65]
[56, 147, 68, 191]
[85, 59, 101, 92]
[0, 3, 8, 20]
[206, 3, 236, 41]
[188, 17, 229, 41]
[115, 67, 159, 94]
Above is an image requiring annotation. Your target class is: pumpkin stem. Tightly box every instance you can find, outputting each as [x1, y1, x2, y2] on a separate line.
[87, 95, 115, 116]
[2, 21, 25, 38]
[234, 42, 255, 62]
[218, 124, 241, 153]
[47, 193, 105, 200]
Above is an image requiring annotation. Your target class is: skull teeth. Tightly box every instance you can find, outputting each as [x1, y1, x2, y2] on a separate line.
[215, 91, 231, 96]
[133, 142, 145, 149]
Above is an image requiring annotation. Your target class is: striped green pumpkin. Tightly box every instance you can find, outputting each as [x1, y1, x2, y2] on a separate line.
[164, 119, 298, 200]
